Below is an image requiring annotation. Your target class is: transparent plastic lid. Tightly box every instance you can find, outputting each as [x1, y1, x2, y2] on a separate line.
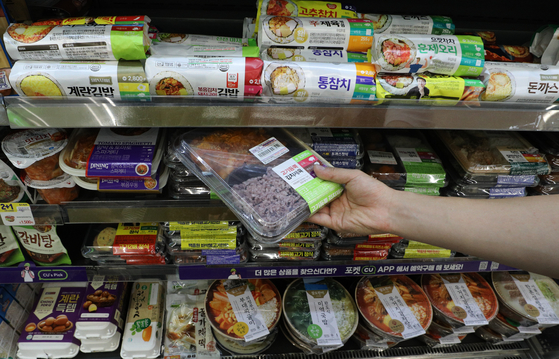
[79, 331, 121, 353]
[362, 129, 446, 187]
[437, 130, 550, 175]
[441, 186, 526, 199]
[173, 128, 343, 243]
[2, 129, 67, 170]
[82, 223, 164, 258]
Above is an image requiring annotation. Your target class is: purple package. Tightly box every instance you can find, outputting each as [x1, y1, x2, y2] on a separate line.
[17, 284, 85, 359]
[86, 128, 159, 178]
[98, 171, 160, 192]
[75, 281, 128, 339]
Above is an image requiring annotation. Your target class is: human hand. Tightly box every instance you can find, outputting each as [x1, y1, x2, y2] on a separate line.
[308, 164, 397, 235]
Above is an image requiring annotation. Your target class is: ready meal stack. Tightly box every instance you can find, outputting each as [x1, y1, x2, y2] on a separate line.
[322, 231, 396, 261]
[81, 223, 168, 265]
[60, 128, 168, 196]
[162, 221, 248, 265]
[524, 132, 559, 195]
[5, 16, 152, 101]
[431, 130, 551, 199]
[248, 223, 326, 262]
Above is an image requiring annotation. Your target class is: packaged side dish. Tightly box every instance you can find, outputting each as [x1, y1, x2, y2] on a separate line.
[327, 231, 402, 245]
[261, 48, 367, 62]
[492, 271, 559, 327]
[13, 225, 71, 265]
[0, 226, 24, 267]
[121, 280, 165, 359]
[2, 129, 67, 174]
[485, 45, 533, 63]
[283, 278, 358, 350]
[355, 275, 432, 342]
[390, 240, 455, 259]
[422, 273, 498, 330]
[321, 242, 390, 261]
[291, 128, 364, 158]
[443, 183, 527, 199]
[214, 327, 278, 355]
[249, 249, 320, 261]
[370, 35, 484, 77]
[60, 128, 164, 178]
[262, 61, 377, 103]
[362, 129, 446, 187]
[480, 62, 559, 103]
[358, 14, 454, 35]
[17, 283, 86, 359]
[4, 23, 149, 61]
[173, 128, 343, 242]
[73, 166, 169, 193]
[205, 279, 281, 342]
[74, 281, 128, 340]
[375, 74, 485, 105]
[10, 61, 150, 99]
[82, 223, 163, 257]
[255, 0, 358, 36]
[436, 130, 551, 175]
[258, 17, 373, 52]
[145, 56, 263, 98]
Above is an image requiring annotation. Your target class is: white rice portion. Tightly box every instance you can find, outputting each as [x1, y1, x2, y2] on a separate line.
[260, 297, 279, 328]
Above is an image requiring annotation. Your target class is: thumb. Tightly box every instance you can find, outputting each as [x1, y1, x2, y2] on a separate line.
[313, 164, 362, 185]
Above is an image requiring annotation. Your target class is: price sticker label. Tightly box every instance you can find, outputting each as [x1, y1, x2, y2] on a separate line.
[438, 335, 462, 345]
[224, 281, 269, 342]
[441, 274, 488, 326]
[304, 278, 343, 348]
[0, 203, 35, 226]
[452, 325, 475, 334]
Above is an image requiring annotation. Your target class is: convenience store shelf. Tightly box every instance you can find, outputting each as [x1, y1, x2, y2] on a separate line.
[0, 257, 516, 284]
[5, 96, 559, 131]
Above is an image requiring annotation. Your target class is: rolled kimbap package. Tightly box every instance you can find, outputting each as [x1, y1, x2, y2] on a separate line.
[151, 33, 258, 57]
[4, 23, 149, 61]
[262, 60, 377, 103]
[357, 14, 454, 35]
[480, 62, 559, 103]
[261, 48, 368, 62]
[146, 56, 264, 98]
[33, 15, 150, 26]
[370, 35, 484, 77]
[10, 60, 150, 100]
[258, 16, 374, 53]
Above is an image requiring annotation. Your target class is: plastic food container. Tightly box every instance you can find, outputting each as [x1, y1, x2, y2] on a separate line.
[321, 242, 391, 261]
[0, 159, 27, 203]
[82, 223, 165, 259]
[444, 183, 527, 198]
[17, 283, 86, 359]
[290, 128, 364, 159]
[283, 278, 358, 347]
[524, 132, 559, 171]
[73, 166, 169, 193]
[355, 275, 432, 342]
[59, 128, 164, 178]
[79, 331, 121, 353]
[170, 247, 248, 265]
[474, 326, 507, 344]
[74, 282, 128, 340]
[529, 184, 559, 195]
[168, 165, 194, 177]
[173, 128, 343, 243]
[422, 273, 499, 329]
[214, 327, 278, 355]
[436, 130, 551, 175]
[491, 271, 559, 327]
[248, 235, 322, 251]
[205, 279, 282, 342]
[390, 240, 455, 259]
[487, 312, 541, 338]
[168, 182, 211, 198]
[362, 129, 447, 188]
[37, 185, 79, 204]
[327, 231, 403, 246]
[2, 129, 67, 180]
[249, 248, 320, 261]
[165, 223, 244, 251]
[121, 280, 165, 359]
[352, 322, 397, 350]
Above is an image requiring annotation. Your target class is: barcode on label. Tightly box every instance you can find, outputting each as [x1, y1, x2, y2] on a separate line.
[249, 137, 289, 164]
[500, 150, 528, 163]
[396, 148, 422, 163]
[368, 150, 397, 165]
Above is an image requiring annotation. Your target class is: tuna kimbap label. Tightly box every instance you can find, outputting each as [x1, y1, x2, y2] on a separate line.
[370, 35, 484, 77]
[358, 14, 454, 35]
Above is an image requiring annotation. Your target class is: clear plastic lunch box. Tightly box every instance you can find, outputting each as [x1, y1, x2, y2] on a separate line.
[173, 128, 342, 243]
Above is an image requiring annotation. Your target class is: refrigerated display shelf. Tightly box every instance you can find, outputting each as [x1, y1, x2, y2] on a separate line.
[5, 96, 559, 131]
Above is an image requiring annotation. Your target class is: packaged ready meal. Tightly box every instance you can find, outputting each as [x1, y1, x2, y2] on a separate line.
[4, 23, 149, 61]
[0, 226, 24, 267]
[173, 128, 343, 242]
[261, 48, 368, 62]
[375, 74, 485, 105]
[10, 60, 149, 100]
[13, 225, 71, 265]
[258, 16, 373, 52]
[291, 128, 364, 158]
[390, 240, 455, 258]
[530, 25, 559, 65]
[370, 35, 484, 77]
[262, 61, 377, 103]
[480, 62, 559, 103]
[121, 280, 165, 359]
[145, 56, 264, 98]
[17, 283, 86, 359]
[255, 0, 358, 36]
[60, 128, 164, 179]
[358, 14, 454, 35]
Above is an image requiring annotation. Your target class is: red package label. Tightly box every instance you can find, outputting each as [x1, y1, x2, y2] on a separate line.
[244, 57, 263, 96]
[368, 233, 403, 240]
[355, 243, 393, 250]
[353, 249, 389, 261]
